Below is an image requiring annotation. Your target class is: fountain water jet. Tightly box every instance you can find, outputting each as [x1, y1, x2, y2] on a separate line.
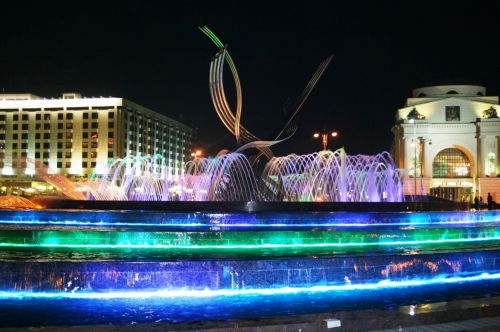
[261, 148, 403, 202]
[84, 155, 171, 201]
[85, 153, 259, 202]
[84, 149, 402, 202]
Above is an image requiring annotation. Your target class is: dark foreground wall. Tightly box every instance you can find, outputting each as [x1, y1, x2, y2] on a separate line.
[37, 198, 469, 212]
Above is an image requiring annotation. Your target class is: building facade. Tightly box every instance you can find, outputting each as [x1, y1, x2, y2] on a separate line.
[0, 93, 193, 194]
[392, 85, 500, 202]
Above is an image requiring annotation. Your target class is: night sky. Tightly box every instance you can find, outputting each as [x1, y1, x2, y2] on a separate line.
[1, 1, 499, 156]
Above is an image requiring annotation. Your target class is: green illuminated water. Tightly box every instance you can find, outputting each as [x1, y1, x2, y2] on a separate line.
[0, 227, 498, 260]
[0, 227, 497, 245]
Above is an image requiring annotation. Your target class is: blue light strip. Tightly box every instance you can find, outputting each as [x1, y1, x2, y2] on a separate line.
[1, 272, 499, 300]
[0, 218, 498, 229]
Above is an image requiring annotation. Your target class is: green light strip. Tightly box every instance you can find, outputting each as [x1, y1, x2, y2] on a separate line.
[1, 236, 499, 250]
[1, 227, 497, 245]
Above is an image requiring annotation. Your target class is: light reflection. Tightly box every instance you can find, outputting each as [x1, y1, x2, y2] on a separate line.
[1, 272, 499, 300]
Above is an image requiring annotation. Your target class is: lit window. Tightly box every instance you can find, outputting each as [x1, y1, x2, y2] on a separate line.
[433, 148, 470, 178]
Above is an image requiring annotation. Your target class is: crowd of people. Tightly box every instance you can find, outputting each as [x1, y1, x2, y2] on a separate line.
[473, 192, 494, 211]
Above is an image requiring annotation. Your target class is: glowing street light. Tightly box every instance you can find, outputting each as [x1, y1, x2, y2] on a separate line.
[313, 130, 339, 151]
[191, 149, 203, 159]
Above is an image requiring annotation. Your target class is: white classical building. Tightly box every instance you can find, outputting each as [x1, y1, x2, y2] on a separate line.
[392, 85, 500, 202]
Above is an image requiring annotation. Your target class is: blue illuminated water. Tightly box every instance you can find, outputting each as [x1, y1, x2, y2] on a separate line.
[0, 209, 499, 230]
[0, 209, 499, 327]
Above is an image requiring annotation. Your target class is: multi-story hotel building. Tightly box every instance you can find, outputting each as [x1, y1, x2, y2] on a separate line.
[0, 93, 193, 193]
[392, 85, 500, 202]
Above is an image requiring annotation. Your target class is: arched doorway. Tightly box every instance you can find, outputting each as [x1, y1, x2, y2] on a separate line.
[430, 148, 473, 201]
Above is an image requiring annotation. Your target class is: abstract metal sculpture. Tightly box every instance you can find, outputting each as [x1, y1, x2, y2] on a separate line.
[199, 26, 332, 159]
[81, 29, 403, 203]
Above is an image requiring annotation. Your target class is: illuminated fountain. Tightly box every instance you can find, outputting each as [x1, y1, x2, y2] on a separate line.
[45, 27, 403, 203]
[84, 153, 258, 201]
[0, 209, 499, 326]
[262, 149, 403, 202]
[0, 196, 41, 209]
[183, 152, 258, 201]
[84, 155, 171, 201]
[1, 28, 495, 329]
[83, 149, 401, 202]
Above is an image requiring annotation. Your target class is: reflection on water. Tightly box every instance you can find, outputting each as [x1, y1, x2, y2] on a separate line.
[0, 251, 499, 292]
[0, 209, 499, 327]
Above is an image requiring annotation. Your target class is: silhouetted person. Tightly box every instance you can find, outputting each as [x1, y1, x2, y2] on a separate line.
[479, 196, 484, 209]
[474, 196, 479, 211]
[487, 192, 493, 210]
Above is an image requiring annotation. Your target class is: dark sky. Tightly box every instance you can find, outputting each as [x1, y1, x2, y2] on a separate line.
[1, 1, 499, 156]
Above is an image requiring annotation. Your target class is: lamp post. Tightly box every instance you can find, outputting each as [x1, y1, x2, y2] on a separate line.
[313, 130, 338, 151]
[408, 119, 417, 199]
[191, 149, 203, 160]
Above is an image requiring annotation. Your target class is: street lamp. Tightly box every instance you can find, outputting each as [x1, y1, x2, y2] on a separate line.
[191, 149, 203, 159]
[408, 119, 418, 199]
[313, 130, 338, 151]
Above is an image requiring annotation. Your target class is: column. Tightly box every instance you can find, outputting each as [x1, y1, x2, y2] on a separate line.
[404, 137, 413, 171]
[3, 112, 13, 175]
[96, 109, 109, 175]
[497, 136, 500, 175]
[70, 111, 83, 175]
[26, 112, 36, 175]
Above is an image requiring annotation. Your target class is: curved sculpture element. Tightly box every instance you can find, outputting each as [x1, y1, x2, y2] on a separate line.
[250, 55, 334, 166]
[274, 55, 333, 140]
[200, 26, 243, 144]
[201, 26, 334, 162]
[201, 27, 276, 160]
[209, 48, 274, 159]
[261, 148, 403, 202]
[234, 127, 297, 155]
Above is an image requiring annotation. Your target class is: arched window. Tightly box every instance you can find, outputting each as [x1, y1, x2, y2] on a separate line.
[446, 90, 458, 95]
[477, 91, 484, 96]
[433, 148, 471, 178]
